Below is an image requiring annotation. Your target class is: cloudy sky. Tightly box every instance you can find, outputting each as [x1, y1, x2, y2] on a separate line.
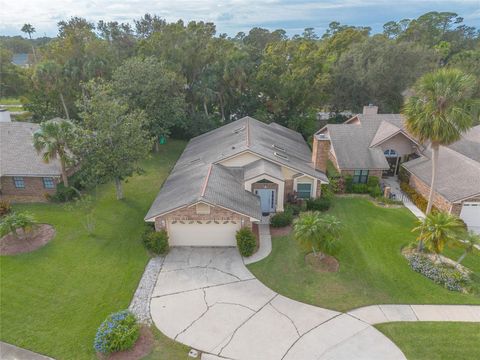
[1, 0, 479, 37]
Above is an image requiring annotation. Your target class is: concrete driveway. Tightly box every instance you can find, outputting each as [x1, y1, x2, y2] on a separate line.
[150, 247, 406, 360]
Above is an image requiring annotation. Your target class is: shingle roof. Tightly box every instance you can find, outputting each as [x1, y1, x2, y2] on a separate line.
[403, 126, 480, 202]
[145, 117, 323, 220]
[243, 159, 284, 181]
[317, 114, 417, 170]
[0, 122, 62, 177]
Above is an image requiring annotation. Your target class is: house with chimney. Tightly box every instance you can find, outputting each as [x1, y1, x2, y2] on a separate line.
[145, 116, 328, 247]
[315, 105, 421, 182]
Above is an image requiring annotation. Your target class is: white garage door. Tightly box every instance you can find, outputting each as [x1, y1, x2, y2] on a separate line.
[460, 202, 480, 233]
[167, 220, 240, 246]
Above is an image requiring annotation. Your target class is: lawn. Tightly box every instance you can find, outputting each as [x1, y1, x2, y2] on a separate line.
[0, 140, 188, 359]
[376, 322, 480, 360]
[248, 197, 480, 312]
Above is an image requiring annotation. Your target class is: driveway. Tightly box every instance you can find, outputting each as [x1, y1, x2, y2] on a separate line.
[150, 247, 406, 360]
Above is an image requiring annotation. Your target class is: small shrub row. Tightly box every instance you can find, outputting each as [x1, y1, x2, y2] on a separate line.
[142, 227, 169, 255]
[306, 197, 331, 212]
[94, 310, 139, 354]
[236, 227, 256, 256]
[400, 182, 438, 213]
[344, 176, 381, 197]
[407, 254, 469, 292]
[47, 183, 80, 202]
[375, 196, 403, 205]
[270, 211, 293, 228]
[284, 203, 305, 216]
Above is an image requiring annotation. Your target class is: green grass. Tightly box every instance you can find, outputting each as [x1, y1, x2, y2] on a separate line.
[376, 322, 480, 360]
[0, 140, 187, 359]
[248, 197, 480, 312]
[0, 97, 22, 105]
[1, 105, 24, 112]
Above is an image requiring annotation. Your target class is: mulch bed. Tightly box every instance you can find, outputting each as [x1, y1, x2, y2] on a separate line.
[99, 326, 154, 360]
[305, 253, 339, 272]
[270, 225, 292, 237]
[0, 224, 55, 255]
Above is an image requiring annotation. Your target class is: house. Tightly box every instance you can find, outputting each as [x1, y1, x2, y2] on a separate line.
[145, 116, 328, 246]
[402, 125, 480, 232]
[0, 122, 62, 202]
[315, 105, 421, 182]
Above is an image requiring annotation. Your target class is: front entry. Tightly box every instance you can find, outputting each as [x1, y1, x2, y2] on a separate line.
[255, 189, 276, 214]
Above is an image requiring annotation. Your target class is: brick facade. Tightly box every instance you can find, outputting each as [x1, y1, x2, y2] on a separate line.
[316, 180, 322, 197]
[312, 137, 330, 173]
[154, 203, 252, 231]
[451, 196, 480, 216]
[409, 175, 452, 213]
[0, 176, 58, 202]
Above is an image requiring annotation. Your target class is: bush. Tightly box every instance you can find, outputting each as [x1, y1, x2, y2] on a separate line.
[270, 211, 293, 228]
[344, 176, 353, 192]
[375, 196, 403, 205]
[94, 310, 139, 354]
[400, 182, 438, 213]
[284, 203, 304, 216]
[367, 176, 380, 188]
[306, 197, 331, 212]
[143, 229, 169, 255]
[351, 183, 369, 193]
[0, 200, 12, 217]
[368, 185, 382, 198]
[236, 227, 257, 256]
[406, 253, 469, 292]
[47, 183, 80, 202]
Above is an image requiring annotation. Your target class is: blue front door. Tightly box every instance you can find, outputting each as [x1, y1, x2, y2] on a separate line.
[256, 189, 275, 213]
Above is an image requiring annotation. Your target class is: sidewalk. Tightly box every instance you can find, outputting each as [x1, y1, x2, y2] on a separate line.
[348, 304, 480, 325]
[0, 342, 54, 360]
[383, 177, 425, 220]
[244, 223, 272, 265]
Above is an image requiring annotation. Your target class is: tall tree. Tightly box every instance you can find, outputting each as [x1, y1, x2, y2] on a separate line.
[76, 81, 153, 200]
[403, 68, 477, 214]
[21, 23, 37, 63]
[33, 118, 77, 187]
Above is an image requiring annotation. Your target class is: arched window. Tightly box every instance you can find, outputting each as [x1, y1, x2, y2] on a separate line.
[384, 149, 397, 157]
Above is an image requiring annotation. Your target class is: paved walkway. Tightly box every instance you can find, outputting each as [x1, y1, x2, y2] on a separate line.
[383, 177, 425, 219]
[150, 247, 406, 360]
[349, 304, 480, 325]
[244, 224, 272, 265]
[0, 342, 54, 360]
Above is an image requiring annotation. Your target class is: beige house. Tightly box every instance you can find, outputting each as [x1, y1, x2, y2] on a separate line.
[403, 125, 480, 232]
[0, 122, 62, 202]
[145, 116, 328, 246]
[315, 105, 420, 182]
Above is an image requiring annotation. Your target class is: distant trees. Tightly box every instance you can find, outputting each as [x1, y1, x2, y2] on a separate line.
[21, 23, 37, 63]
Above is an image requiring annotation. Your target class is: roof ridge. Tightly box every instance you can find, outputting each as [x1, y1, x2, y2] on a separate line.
[200, 163, 213, 197]
[246, 117, 251, 148]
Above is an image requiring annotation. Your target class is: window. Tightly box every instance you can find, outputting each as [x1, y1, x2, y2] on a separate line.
[43, 177, 55, 189]
[297, 183, 312, 199]
[13, 177, 25, 189]
[353, 170, 369, 184]
[384, 149, 397, 158]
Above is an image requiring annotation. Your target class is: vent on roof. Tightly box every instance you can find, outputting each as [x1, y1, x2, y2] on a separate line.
[233, 126, 245, 134]
[272, 144, 286, 152]
[274, 151, 289, 160]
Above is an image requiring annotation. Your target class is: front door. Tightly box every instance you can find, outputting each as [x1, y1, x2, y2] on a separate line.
[255, 189, 275, 214]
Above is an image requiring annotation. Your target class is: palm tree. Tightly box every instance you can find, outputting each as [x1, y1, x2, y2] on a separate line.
[33, 119, 76, 187]
[412, 212, 464, 258]
[456, 230, 480, 267]
[293, 212, 341, 258]
[403, 68, 477, 214]
[21, 23, 37, 63]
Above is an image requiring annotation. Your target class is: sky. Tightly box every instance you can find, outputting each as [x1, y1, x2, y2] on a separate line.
[0, 0, 479, 38]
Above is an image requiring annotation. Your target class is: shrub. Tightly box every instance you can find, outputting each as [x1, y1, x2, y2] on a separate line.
[270, 211, 293, 228]
[284, 203, 304, 216]
[351, 183, 369, 193]
[236, 227, 256, 256]
[94, 310, 139, 354]
[367, 176, 380, 188]
[0, 212, 37, 237]
[344, 176, 353, 192]
[368, 185, 382, 198]
[0, 200, 12, 217]
[143, 229, 169, 255]
[406, 253, 469, 292]
[400, 182, 439, 213]
[375, 196, 403, 205]
[48, 183, 79, 202]
[306, 197, 331, 212]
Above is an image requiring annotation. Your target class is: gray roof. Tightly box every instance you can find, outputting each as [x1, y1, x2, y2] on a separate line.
[243, 159, 284, 181]
[0, 122, 62, 177]
[146, 117, 323, 220]
[403, 126, 480, 202]
[317, 114, 416, 170]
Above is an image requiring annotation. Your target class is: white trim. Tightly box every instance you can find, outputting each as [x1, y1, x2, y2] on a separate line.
[246, 174, 285, 212]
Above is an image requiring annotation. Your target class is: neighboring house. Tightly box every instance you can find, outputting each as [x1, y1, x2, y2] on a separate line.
[402, 125, 480, 232]
[145, 116, 328, 247]
[0, 122, 61, 202]
[315, 105, 421, 182]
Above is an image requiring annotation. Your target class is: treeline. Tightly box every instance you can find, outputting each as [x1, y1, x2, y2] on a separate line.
[1, 11, 479, 139]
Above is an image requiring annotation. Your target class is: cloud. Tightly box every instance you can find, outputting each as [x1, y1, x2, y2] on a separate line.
[0, 0, 478, 37]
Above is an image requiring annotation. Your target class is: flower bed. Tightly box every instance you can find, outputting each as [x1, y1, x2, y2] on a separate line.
[405, 252, 470, 292]
[94, 310, 139, 355]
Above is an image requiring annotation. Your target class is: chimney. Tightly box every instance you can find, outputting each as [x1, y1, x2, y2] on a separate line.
[363, 104, 378, 115]
[312, 133, 330, 173]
